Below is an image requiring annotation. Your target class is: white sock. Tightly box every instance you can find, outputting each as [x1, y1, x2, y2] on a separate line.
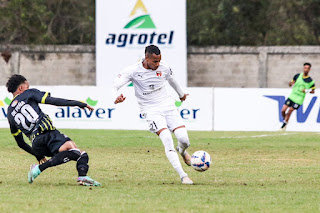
[174, 128, 190, 156]
[159, 129, 187, 179]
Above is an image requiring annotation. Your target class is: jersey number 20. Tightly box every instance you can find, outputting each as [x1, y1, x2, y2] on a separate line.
[14, 104, 39, 131]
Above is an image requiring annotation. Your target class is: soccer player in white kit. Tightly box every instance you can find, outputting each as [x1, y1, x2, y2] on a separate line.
[112, 45, 193, 184]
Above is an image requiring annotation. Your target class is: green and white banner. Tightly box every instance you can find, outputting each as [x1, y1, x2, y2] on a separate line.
[96, 0, 187, 87]
[0, 86, 213, 131]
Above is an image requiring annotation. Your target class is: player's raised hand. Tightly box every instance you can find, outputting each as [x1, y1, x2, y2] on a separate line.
[114, 94, 126, 104]
[85, 105, 94, 111]
[39, 157, 47, 164]
[180, 94, 189, 102]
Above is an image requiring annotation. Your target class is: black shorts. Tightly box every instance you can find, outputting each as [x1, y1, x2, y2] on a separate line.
[32, 129, 71, 157]
[285, 98, 300, 109]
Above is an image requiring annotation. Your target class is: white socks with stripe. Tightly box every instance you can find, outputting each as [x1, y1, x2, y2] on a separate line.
[174, 127, 190, 156]
[159, 129, 187, 179]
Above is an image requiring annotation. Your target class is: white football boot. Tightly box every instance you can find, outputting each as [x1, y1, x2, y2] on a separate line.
[176, 146, 191, 166]
[181, 176, 193, 185]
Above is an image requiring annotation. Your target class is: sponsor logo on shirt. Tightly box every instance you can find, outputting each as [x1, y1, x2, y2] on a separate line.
[143, 87, 162, 95]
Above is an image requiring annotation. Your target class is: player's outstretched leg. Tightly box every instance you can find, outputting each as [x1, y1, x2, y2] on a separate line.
[28, 164, 41, 184]
[174, 127, 191, 166]
[76, 151, 101, 186]
[28, 150, 80, 184]
[159, 129, 193, 184]
[29, 149, 100, 186]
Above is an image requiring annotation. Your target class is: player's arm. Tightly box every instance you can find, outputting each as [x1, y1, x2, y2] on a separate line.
[310, 87, 315, 94]
[31, 89, 92, 111]
[9, 120, 45, 162]
[308, 84, 316, 94]
[289, 74, 299, 86]
[44, 96, 93, 111]
[289, 81, 295, 86]
[13, 132, 44, 160]
[29, 89, 93, 111]
[166, 68, 188, 101]
[112, 70, 132, 104]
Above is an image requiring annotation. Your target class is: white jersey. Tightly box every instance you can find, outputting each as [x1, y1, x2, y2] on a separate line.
[113, 60, 184, 113]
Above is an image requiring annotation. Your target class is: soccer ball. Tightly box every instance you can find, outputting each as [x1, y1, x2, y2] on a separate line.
[191, 150, 212, 172]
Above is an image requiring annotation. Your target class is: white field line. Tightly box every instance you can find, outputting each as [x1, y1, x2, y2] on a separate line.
[216, 133, 296, 139]
[116, 133, 297, 139]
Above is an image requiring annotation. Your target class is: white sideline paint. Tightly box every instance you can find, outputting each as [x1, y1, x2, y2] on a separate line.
[215, 133, 296, 139]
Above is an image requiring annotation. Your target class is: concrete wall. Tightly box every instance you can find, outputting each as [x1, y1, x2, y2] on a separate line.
[1, 45, 320, 88]
[188, 46, 320, 88]
[0, 45, 95, 86]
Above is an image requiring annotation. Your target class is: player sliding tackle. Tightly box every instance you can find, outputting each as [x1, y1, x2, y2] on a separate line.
[6, 75, 100, 186]
[113, 45, 193, 184]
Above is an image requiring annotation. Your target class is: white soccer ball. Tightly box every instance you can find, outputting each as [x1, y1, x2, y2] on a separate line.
[191, 150, 212, 172]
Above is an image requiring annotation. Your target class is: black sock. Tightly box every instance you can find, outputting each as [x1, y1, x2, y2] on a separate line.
[281, 122, 287, 128]
[39, 150, 80, 172]
[77, 152, 89, 176]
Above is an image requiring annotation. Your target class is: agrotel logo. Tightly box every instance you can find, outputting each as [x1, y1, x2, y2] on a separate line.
[124, 0, 155, 29]
[105, 0, 174, 48]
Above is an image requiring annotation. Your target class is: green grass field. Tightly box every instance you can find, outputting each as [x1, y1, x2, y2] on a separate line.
[1, 129, 320, 212]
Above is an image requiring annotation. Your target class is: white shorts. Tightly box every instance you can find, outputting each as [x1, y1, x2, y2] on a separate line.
[145, 109, 184, 133]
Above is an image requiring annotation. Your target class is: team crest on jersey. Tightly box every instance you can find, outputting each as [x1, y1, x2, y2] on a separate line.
[156, 71, 162, 77]
[11, 100, 18, 107]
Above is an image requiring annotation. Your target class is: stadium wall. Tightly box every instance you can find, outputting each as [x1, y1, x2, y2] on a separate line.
[1, 45, 320, 88]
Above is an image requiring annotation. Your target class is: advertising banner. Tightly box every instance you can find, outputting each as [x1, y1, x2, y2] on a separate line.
[96, 0, 187, 87]
[214, 88, 320, 132]
[0, 86, 213, 131]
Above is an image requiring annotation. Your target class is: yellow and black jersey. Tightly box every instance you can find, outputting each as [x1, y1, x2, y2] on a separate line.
[7, 88, 86, 139]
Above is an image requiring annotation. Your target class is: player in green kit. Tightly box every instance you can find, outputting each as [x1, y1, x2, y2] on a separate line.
[280, 63, 315, 130]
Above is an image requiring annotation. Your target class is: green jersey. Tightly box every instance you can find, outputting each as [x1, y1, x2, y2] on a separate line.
[288, 73, 315, 105]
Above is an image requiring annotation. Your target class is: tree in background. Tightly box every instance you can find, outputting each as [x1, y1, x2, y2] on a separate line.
[1, 0, 320, 45]
[0, 0, 95, 44]
[187, 0, 320, 45]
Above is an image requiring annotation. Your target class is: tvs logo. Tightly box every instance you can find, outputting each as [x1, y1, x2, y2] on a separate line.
[156, 71, 162, 77]
[265, 95, 320, 123]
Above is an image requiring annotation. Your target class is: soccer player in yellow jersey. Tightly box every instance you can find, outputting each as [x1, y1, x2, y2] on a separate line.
[6, 75, 101, 186]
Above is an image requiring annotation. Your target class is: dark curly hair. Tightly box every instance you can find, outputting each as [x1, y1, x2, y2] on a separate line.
[6, 74, 27, 93]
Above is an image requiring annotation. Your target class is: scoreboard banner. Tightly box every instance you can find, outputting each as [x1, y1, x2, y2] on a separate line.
[0, 86, 213, 131]
[96, 0, 187, 87]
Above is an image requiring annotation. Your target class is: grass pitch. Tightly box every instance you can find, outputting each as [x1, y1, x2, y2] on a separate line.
[1, 129, 320, 212]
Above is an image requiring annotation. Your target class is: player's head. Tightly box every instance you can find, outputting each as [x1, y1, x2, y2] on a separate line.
[303, 62, 311, 75]
[6, 74, 29, 94]
[144, 45, 161, 70]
